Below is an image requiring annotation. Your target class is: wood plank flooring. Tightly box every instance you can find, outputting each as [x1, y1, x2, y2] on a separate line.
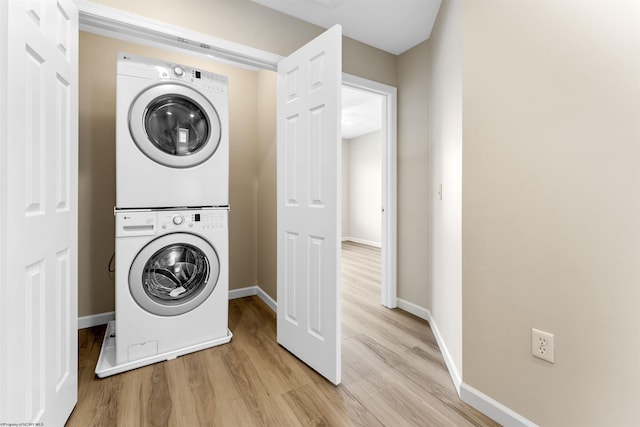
[67, 241, 500, 426]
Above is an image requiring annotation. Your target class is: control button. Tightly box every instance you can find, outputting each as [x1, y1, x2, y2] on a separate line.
[172, 215, 184, 225]
[173, 66, 184, 77]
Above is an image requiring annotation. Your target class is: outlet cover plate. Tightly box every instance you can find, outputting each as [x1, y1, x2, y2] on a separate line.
[532, 328, 555, 363]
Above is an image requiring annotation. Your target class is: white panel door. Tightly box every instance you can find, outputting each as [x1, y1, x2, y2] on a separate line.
[0, 0, 78, 425]
[277, 25, 342, 385]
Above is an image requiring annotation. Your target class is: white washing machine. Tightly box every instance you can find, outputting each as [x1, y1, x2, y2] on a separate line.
[116, 53, 229, 209]
[96, 208, 231, 377]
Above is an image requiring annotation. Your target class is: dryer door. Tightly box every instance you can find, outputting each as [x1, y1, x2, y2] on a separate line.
[129, 232, 220, 316]
[129, 83, 222, 168]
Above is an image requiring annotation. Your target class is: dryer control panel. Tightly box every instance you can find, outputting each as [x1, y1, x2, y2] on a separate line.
[117, 52, 228, 94]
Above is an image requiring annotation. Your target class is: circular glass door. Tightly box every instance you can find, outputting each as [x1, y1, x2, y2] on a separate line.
[145, 95, 210, 156]
[129, 83, 222, 168]
[129, 233, 220, 316]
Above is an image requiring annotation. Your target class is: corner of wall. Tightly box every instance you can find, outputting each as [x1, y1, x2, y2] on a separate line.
[426, 0, 463, 388]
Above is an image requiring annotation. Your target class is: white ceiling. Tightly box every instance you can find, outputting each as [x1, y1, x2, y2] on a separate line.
[342, 86, 382, 139]
[250, 0, 442, 55]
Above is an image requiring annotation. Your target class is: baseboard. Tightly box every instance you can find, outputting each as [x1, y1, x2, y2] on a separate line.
[78, 311, 115, 329]
[229, 286, 259, 300]
[395, 299, 462, 396]
[79, 286, 277, 330]
[342, 236, 381, 248]
[396, 297, 429, 321]
[397, 301, 533, 427]
[229, 285, 277, 312]
[460, 383, 538, 427]
[423, 309, 462, 396]
[256, 286, 277, 312]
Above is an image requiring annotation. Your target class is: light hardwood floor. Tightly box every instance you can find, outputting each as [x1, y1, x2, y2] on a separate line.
[67, 242, 499, 426]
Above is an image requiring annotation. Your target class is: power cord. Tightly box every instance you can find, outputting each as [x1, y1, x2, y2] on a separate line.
[108, 253, 115, 273]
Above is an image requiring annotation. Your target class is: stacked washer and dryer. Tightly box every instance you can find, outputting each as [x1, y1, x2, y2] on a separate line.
[96, 54, 232, 377]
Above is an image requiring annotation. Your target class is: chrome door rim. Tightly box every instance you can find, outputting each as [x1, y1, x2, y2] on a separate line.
[129, 82, 221, 168]
[129, 232, 220, 316]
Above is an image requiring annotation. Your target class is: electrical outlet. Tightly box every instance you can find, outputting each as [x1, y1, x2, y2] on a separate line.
[532, 328, 555, 363]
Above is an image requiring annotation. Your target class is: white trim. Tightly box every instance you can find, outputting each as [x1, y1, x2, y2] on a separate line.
[425, 312, 537, 426]
[396, 300, 462, 396]
[342, 73, 397, 310]
[460, 383, 538, 427]
[78, 286, 278, 329]
[229, 286, 259, 300]
[342, 236, 381, 248]
[396, 298, 429, 321]
[76, 0, 283, 71]
[228, 285, 277, 312]
[256, 287, 277, 312]
[424, 309, 462, 396]
[78, 311, 115, 329]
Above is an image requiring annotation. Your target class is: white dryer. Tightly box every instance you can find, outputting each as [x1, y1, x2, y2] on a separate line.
[99, 208, 231, 376]
[116, 53, 229, 209]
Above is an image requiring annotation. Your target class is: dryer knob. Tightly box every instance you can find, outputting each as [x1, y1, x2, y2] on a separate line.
[173, 66, 184, 77]
[172, 215, 184, 225]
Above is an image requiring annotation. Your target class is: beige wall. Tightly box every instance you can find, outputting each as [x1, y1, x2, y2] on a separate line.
[78, 32, 259, 316]
[427, 0, 463, 379]
[343, 37, 397, 87]
[396, 42, 430, 308]
[343, 131, 383, 245]
[256, 69, 277, 301]
[461, 1, 640, 425]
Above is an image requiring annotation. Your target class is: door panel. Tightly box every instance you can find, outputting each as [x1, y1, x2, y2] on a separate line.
[277, 25, 342, 385]
[1, 0, 78, 424]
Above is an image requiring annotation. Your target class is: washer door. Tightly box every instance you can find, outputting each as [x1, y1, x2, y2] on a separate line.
[129, 83, 221, 168]
[129, 233, 220, 316]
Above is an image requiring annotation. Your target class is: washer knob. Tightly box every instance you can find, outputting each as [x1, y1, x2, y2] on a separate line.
[172, 215, 184, 225]
[173, 66, 184, 77]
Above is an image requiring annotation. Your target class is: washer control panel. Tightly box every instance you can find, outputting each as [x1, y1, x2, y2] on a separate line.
[158, 210, 227, 231]
[116, 209, 227, 236]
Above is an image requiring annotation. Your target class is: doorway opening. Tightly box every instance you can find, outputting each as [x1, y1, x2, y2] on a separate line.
[342, 75, 397, 309]
[341, 85, 384, 306]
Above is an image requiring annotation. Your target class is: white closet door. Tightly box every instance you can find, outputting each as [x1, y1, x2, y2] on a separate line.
[276, 25, 342, 385]
[0, 0, 78, 424]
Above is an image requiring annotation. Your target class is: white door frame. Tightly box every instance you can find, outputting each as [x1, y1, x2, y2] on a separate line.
[76, 0, 282, 70]
[342, 74, 397, 309]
